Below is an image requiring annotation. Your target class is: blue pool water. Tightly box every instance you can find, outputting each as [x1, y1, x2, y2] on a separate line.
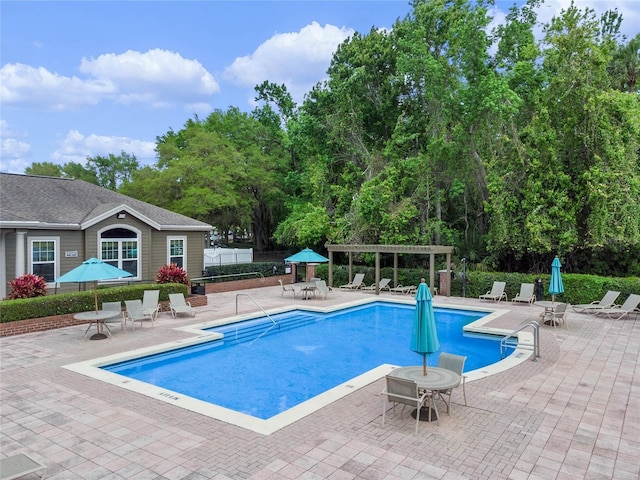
[104, 302, 499, 420]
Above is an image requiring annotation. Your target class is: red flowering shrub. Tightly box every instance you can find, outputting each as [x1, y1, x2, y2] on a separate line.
[155, 263, 189, 285]
[7, 273, 48, 299]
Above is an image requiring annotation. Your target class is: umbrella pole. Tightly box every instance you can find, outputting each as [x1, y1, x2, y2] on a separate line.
[423, 354, 427, 376]
[94, 280, 99, 313]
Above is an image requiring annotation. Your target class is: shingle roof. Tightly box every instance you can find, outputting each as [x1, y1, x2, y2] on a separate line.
[0, 173, 211, 231]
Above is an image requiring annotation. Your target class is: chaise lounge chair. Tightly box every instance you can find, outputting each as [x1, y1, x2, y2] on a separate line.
[595, 294, 640, 320]
[142, 289, 160, 324]
[389, 284, 417, 295]
[572, 290, 620, 314]
[169, 293, 196, 317]
[362, 278, 391, 292]
[124, 299, 153, 330]
[339, 273, 365, 290]
[313, 279, 330, 299]
[512, 283, 535, 305]
[479, 281, 507, 302]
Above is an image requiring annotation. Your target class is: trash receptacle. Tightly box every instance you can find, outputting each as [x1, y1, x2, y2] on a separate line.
[536, 278, 543, 301]
[191, 283, 205, 295]
[438, 270, 450, 296]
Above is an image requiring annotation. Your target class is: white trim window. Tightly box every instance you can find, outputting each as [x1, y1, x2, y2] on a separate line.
[29, 237, 58, 283]
[167, 236, 187, 268]
[100, 227, 140, 279]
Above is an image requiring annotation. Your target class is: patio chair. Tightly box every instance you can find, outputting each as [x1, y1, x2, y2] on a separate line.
[339, 273, 365, 290]
[0, 452, 47, 480]
[313, 279, 330, 299]
[596, 294, 640, 320]
[435, 353, 467, 415]
[279, 279, 297, 298]
[572, 291, 620, 314]
[539, 302, 569, 328]
[479, 281, 507, 302]
[381, 375, 436, 435]
[124, 299, 152, 330]
[169, 293, 196, 318]
[101, 301, 125, 335]
[142, 289, 160, 324]
[362, 278, 391, 292]
[511, 283, 535, 305]
[389, 284, 416, 295]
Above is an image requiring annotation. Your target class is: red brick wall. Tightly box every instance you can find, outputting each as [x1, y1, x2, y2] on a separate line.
[0, 295, 209, 337]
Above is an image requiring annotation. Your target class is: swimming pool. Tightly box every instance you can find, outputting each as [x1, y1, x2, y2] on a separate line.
[103, 302, 497, 416]
[65, 298, 526, 434]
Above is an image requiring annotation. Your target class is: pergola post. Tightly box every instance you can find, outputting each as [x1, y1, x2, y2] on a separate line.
[393, 253, 398, 288]
[375, 252, 380, 294]
[328, 251, 334, 287]
[429, 253, 435, 294]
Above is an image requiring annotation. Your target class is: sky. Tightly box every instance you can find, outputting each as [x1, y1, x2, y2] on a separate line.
[1, 1, 638, 174]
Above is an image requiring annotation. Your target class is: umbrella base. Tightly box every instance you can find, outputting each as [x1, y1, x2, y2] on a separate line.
[89, 333, 108, 340]
[411, 407, 438, 422]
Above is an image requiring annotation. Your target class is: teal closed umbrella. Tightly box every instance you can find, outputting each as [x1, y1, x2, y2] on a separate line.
[410, 281, 440, 376]
[549, 256, 564, 303]
[56, 257, 133, 312]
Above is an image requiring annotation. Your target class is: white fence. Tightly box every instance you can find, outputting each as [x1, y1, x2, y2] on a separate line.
[204, 248, 253, 267]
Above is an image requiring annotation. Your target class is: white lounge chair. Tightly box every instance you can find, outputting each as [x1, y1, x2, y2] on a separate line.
[124, 299, 152, 330]
[313, 279, 330, 299]
[0, 453, 47, 480]
[340, 273, 365, 289]
[572, 291, 620, 313]
[512, 283, 535, 305]
[279, 279, 297, 298]
[479, 281, 507, 302]
[362, 278, 392, 292]
[389, 284, 415, 295]
[101, 301, 125, 336]
[169, 293, 196, 317]
[381, 375, 436, 435]
[596, 294, 640, 320]
[142, 289, 160, 324]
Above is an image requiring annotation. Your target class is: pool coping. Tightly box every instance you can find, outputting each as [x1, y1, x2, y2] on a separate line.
[63, 297, 533, 435]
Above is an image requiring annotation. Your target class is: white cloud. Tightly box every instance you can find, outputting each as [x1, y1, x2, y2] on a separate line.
[0, 120, 32, 173]
[50, 130, 156, 166]
[224, 21, 355, 104]
[0, 49, 220, 111]
[80, 48, 220, 107]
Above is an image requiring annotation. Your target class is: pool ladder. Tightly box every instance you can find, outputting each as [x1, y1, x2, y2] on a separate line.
[500, 320, 540, 361]
[235, 293, 279, 344]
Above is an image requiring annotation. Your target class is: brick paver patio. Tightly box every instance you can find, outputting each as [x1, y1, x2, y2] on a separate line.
[1, 286, 638, 479]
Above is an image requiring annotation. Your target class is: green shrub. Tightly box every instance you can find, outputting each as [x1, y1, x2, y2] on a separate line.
[0, 283, 188, 323]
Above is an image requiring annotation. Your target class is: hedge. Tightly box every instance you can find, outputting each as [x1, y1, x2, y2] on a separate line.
[0, 283, 188, 323]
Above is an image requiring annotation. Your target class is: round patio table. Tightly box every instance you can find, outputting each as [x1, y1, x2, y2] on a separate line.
[75, 310, 121, 340]
[534, 301, 561, 326]
[389, 366, 460, 422]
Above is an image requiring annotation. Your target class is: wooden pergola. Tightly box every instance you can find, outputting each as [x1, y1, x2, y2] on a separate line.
[325, 244, 454, 295]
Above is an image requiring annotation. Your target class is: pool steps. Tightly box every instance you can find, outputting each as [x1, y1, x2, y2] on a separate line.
[207, 311, 322, 344]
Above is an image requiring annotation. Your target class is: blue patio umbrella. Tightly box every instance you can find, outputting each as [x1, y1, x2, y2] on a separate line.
[549, 255, 564, 303]
[410, 281, 440, 376]
[285, 248, 329, 282]
[56, 257, 133, 312]
[284, 248, 329, 264]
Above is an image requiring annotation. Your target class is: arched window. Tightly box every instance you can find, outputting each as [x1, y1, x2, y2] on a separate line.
[100, 227, 139, 278]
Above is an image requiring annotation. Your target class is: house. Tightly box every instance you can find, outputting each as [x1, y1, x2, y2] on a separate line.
[0, 173, 212, 299]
